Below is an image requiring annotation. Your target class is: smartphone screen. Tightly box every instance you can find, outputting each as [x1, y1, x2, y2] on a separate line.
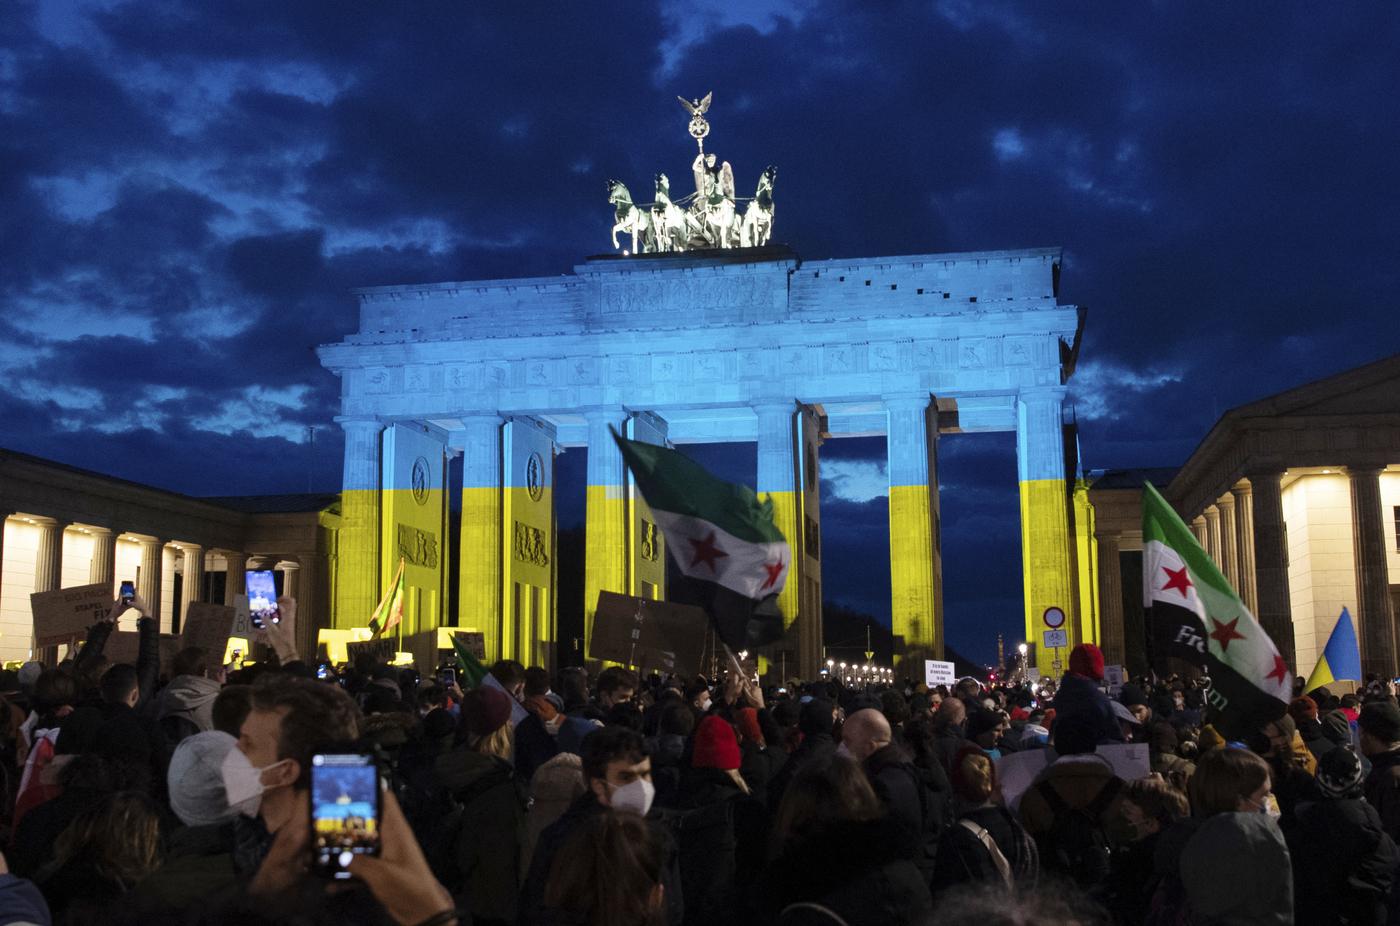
[119, 580, 135, 603]
[246, 570, 280, 629]
[438, 667, 456, 687]
[317, 663, 332, 680]
[311, 754, 380, 879]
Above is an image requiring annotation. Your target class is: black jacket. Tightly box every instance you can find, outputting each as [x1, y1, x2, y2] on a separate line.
[1364, 748, 1400, 845]
[765, 731, 835, 808]
[1289, 796, 1398, 926]
[667, 767, 767, 926]
[929, 805, 1036, 896]
[519, 793, 685, 926]
[755, 816, 933, 925]
[430, 747, 527, 926]
[738, 739, 785, 807]
[864, 744, 941, 878]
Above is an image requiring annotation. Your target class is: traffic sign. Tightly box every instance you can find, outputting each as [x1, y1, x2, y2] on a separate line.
[1042, 629, 1068, 649]
[1042, 606, 1066, 629]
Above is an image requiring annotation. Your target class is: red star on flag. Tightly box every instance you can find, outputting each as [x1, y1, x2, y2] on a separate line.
[761, 559, 785, 591]
[688, 530, 729, 574]
[1266, 654, 1290, 685]
[1161, 565, 1193, 598]
[1208, 617, 1246, 651]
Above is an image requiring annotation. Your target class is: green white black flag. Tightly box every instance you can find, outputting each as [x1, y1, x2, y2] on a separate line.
[612, 429, 790, 651]
[1143, 482, 1289, 738]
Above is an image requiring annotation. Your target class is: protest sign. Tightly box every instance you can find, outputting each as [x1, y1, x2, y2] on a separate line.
[347, 637, 398, 666]
[401, 629, 440, 675]
[1103, 664, 1126, 697]
[180, 602, 236, 660]
[452, 631, 486, 660]
[100, 631, 181, 669]
[924, 660, 956, 687]
[589, 591, 708, 675]
[231, 595, 252, 637]
[31, 583, 111, 645]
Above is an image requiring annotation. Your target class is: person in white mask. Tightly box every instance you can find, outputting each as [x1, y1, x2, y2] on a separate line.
[220, 676, 361, 874]
[519, 726, 684, 926]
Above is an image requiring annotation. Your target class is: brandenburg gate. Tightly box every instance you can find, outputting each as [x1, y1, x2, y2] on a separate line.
[317, 93, 1091, 678]
[317, 245, 1088, 678]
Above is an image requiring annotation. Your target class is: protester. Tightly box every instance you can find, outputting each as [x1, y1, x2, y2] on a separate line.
[930, 745, 1038, 896]
[152, 646, 224, 743]
[1359, 699, 1400, 842]
[541, 812, 666, 926]
[522, 753, 586, 876]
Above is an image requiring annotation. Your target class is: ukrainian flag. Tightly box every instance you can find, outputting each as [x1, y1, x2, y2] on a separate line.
[1305, 607, 1363, 691]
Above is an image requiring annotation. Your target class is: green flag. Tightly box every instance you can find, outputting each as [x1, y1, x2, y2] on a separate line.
[450, 634, 489, 688]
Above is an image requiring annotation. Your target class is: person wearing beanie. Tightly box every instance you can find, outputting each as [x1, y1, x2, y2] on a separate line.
[521, 753, 585, 876]
[1051, 643, 1123, 754]
[675, 716, 766, 925]
[430, 684, 526, 925]
[929, 745, 1038, 897]
[766, 697, 837, 808]
[1289, 746, 1398, 925]
[128, 732, 241, 912]
[1248, 714, 1320, 820]
[1359, 699, 1400, 843]
[965, 709, 1010, 759]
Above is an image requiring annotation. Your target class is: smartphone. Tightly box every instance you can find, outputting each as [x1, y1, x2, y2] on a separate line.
[119, 580, 135, 605]
[246, 569, 280, 629]
[311, 754, 381, 879]
[317, 663, 332, 681]
[438, 667, 457, 688]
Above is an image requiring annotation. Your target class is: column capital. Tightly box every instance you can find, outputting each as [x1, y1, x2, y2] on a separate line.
[752, 398, 798, 415]
[882, 393, 931, 412]
[1230, 481, 1253, 499]
[1244, 469, 1286, 485]
[1093, 528, 1122, 544]
[1017, 385, 1068, 403]
[336, 416, 383, 435]
[1204, 505, 1221, 519]
[1216, 494, 1235, 510]
[581, 406, 629, 425]
[1345, 464, 1386, 479]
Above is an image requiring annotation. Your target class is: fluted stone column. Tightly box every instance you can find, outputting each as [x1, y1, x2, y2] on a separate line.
[1016, 388, 1074, 677]
[583, 409, 630, 657]
[33, 518, 63, 593]
[457, 414, 504, 654]
[1096, 530, 1125, 665]
[1249, 471, 1294, 669]
[1348, 466, 1397, 678]
[88, 528, 117, 587]
[1217, 495, 1239, 592]
[1232, 483, 1258, 614]
[138, 538, 163, 625]
[223, 552, 247, 606]
[1191, 516, 1208, 549]
[181, 544, 205, 624]
[886, 395, 940, 669]
[755, 401, 802, 643]
[336, 418, 384, 629]
[1204, 506, 1222, 567]
[279, 560, 300, 601]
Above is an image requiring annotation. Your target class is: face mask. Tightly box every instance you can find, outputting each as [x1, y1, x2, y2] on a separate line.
[543, 715, 564, 736]
[221, 747, 286, 818]
[696, 697, 711, 713]
[610, 777, 655, 816]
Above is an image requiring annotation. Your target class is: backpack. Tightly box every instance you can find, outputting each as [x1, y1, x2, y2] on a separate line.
[416, 762, 528, 898]
[663, 798, 739, 926]
[1032, 776, 1121, 890]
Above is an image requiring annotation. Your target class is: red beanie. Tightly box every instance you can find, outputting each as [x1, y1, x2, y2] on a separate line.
[1010, 706, 1029, 723]
[1068, 643, 1104, 681]
[692, 716, 742, 771]
[735, 707, 765, 747]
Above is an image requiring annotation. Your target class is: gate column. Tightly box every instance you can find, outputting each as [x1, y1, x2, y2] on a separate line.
[584, 409, 630, 661]
[335, 418, 383, 629]
[457, 415, 504, 657]
[1017, 387, 1076, 677]
[885, 394, 941, 672]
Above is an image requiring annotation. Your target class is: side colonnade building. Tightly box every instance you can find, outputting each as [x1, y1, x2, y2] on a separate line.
[317, 246, 1095, 678]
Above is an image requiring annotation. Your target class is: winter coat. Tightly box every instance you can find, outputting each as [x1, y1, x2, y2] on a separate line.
[1298, 716, 1340, 764]
[127, 821, 238, 913]
[929, 804, 1037, 896]
[1051, 673, 1124, 747]
[520, 793, 685, 926]
[667, 766, 767, 926]
[1269, 755, 1321, 822]
[151, 674, 221, 735]
[1179, 812, 1293, 925]
[431, 747, 528, 926]
[765, 731, 835, 808]
[864, 744, 941, 878]
[932, 723, 967, 775]
[1289, 796, 1397, 926]
[755, 816, 933, 926]
[521, 754, 585, 875]
[648, 732, 688, 809]
[1016, 754, 1128, 841]
[1364, 748, 1400, 844]
[738, 738, 785, 806]
[0, 874, 50, 926]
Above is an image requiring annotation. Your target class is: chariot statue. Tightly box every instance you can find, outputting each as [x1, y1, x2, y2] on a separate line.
[605, 92, 775, 254]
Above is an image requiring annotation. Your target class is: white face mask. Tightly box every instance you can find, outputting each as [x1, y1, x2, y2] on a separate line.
[543, 715, 564, 736]
[221, 747, 287, 818]
[610, 777, 656, 816]
[696, 696, 712, 713]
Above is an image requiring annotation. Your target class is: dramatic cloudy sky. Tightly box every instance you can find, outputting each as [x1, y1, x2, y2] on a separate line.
[4, 1, 1398, 662]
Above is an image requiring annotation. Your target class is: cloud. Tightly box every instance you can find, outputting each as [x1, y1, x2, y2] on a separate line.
[821, 458, 888, 503]
[1070, 359, 1184, 423]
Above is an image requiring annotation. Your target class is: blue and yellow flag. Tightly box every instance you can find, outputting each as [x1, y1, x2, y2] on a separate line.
[1305, 607, 1362, 691]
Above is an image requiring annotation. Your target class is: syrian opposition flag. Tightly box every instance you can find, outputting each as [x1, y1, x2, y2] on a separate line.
[367, 558, 405, 638]
[1143, 482, 1289, 739]
[613, 430, 790, 651]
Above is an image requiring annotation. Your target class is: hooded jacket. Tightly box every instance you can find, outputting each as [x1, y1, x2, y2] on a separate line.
[1289, 796, 1397, 926]
[1179, 812, 1293, 925]
[153, 674, 221, 733]
[431, 747, 527, 925]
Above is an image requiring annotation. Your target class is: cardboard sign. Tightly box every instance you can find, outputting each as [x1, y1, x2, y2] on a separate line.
[589, 591, 708, 675]
[231, 595, 252, 637]
[31, 583, 112, 644]
[401, 629, 441, 675]
[453, 631, 486, 660]
[1103, 664, 1126, 696]
[924, 659, 957, 687]
[180, 602, 236, 659]
[347, 637, 398, 666]
[99, 631, 181, 670]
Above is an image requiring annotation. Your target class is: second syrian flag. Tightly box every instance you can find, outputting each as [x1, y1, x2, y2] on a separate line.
[613, 430, 790, 651]
[1143, 482, 1289, 738]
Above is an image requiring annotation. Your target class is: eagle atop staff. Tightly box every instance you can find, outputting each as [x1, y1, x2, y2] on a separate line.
[677, 92, 712, 118]
[678, 92, 713, 152]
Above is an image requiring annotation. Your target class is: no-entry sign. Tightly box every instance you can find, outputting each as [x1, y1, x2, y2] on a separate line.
[1042, 606, 1066, 629]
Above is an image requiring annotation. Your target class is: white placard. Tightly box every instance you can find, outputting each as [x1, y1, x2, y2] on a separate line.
[1042, 629, 1068, 649]
[997, 743, 1152, 810]
[924, 659, 956, 687]
[1026, 668, 1041, 682]
[1103, 664, 1125, 696]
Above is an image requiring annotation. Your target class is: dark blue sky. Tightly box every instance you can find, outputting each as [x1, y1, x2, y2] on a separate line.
[4, 2, 1398, 663]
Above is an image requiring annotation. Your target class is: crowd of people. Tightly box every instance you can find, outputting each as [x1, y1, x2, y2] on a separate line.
[2, 593, 1400, 925]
